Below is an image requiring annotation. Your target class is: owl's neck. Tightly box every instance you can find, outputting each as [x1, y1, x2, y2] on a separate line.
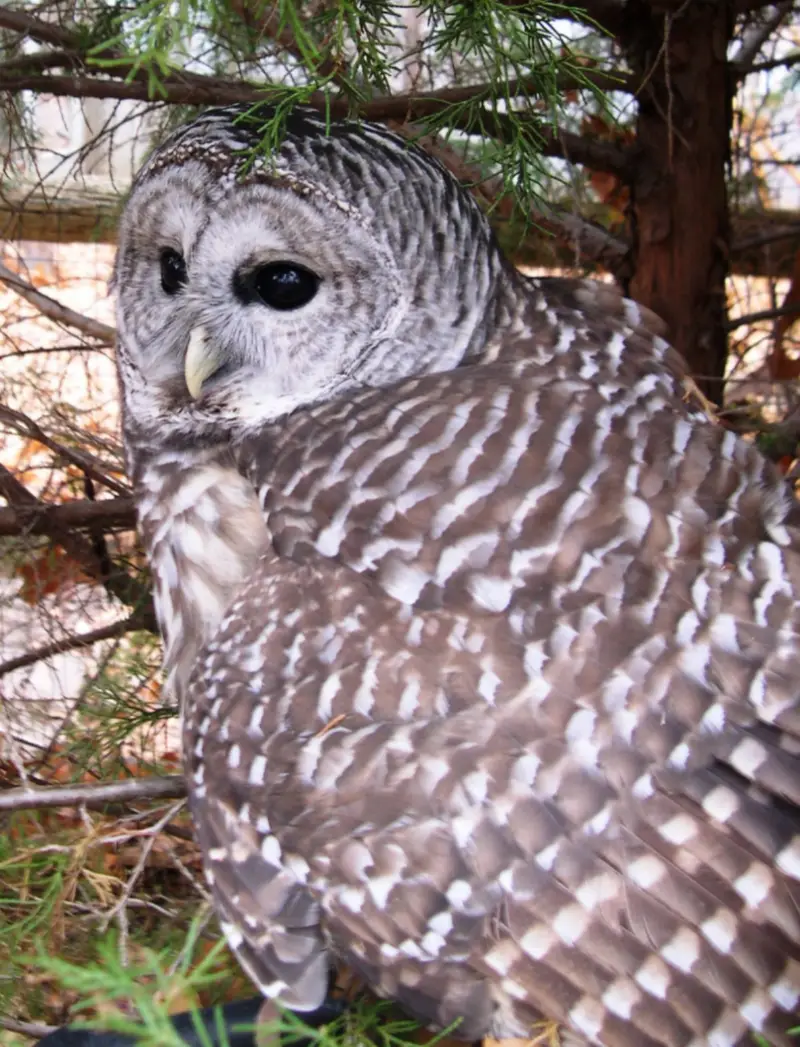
[130, 442, 267, 702]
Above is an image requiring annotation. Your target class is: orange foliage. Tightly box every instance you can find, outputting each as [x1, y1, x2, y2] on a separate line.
[581, 114, 635, 224]
[16, 546, 96, 604]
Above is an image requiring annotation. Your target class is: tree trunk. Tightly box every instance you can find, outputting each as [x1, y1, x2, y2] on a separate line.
[620, 0, 734, 403]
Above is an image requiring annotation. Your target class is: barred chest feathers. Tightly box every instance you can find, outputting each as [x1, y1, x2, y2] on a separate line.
[134, 449, 268, 699]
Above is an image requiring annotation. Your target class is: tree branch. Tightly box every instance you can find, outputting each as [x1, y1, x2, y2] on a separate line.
[0, 2, 638, 177]
[0, 260, 116, 343]
[731, 2, 795, 75]
[527, 210, 627, 270]
[0, 1018, 57, 1039]
[726, 303, 800, 331]
[0, 775, 186, 812]
[0, 616, 144, 678]
[0, 494, 135, 537]
[739, 50, 800, 76]
[0, 7, 79, 50]
[0, 71, 636, 177]
[0, 467, 152, 624]
[0, 70, 275, 105]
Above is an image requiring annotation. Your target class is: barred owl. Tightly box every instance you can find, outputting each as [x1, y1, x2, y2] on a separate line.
[115, 104, 799, 1047]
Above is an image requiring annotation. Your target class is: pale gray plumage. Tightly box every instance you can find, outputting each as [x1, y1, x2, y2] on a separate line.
[115, 103, 800, 1047]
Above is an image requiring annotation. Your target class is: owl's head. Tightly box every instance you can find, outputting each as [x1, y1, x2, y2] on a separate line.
[115, 104, 518, 449]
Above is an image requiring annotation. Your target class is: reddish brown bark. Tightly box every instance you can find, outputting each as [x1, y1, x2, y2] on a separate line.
[621, 0, 734, 403]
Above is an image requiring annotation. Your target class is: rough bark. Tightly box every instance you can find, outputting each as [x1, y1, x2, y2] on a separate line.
[620, 0, 734, 402]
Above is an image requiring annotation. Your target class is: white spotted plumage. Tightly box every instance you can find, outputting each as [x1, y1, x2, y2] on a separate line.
[115, 103, 800, 1046]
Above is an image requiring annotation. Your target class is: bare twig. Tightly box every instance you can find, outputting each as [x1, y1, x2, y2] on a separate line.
[0, 404, 129, 495]
[0, 1017, 58, 1038]
[0, 260, 115, 343]
[743, 51, 800, 75]
[726, 303, 800, 331]
[0, 775, 186, 812]
[0, 616, 144, 678]
[733, 225, 800, 251]
[100, 799, 186, 963]
[0, 493, 136, 537]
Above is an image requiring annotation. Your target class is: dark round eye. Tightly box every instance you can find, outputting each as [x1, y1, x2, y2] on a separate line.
[250, 263, 320, 311]
[160, 248, 187, 295]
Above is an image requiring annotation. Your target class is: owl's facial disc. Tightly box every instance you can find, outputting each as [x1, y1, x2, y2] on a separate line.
[116, 110, 511, 443]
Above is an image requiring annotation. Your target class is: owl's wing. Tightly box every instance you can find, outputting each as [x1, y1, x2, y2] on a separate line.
[185, 355, 800, 1046]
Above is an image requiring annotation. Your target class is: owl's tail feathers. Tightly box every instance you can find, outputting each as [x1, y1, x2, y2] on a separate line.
[193, 793, 331, 1013]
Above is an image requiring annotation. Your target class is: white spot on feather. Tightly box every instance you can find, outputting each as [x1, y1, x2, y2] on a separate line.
[602, 979, 641, 1020]
[661, 928, 700, 972]
[701, 909, 738, 954]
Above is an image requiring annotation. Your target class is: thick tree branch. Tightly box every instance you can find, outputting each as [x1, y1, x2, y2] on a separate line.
[0, 70, 288, 105]
[0, 260, 115, 343]
[0, 616, 144, 678]
[0, 775, 186, 812]
[0, 49, 75, 76]
[0, 7, 79, 50]
[0, 494, 135, 537]
[0, 467, 152, 623]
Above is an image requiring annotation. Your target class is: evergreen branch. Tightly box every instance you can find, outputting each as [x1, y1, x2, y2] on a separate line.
[410, 130, 628, 271]
[0, 6, 272, 97]
[431, 104, 634, 178]
[0, 261, 116, 343]
[0, 466, 152, 624]
[501, 0, 626, 34]
[360, 70, 635, 121]
[0, 616, 144, 678]
[0, 494, 135, 537]
[0, 73, 633, 177]
[228, 0, 345, 82]
[0, 775, 186, 812]
[0, 70, 264, 105]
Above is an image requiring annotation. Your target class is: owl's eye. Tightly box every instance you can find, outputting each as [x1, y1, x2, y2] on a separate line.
[160, 248, 187, 295]
[249, 263, 320, 311]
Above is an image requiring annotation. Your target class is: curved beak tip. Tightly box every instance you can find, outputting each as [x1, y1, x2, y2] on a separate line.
[185, 327, 224, 399]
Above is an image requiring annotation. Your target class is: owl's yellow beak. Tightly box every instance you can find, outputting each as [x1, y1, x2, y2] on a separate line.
[185, 327, 225, 399]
